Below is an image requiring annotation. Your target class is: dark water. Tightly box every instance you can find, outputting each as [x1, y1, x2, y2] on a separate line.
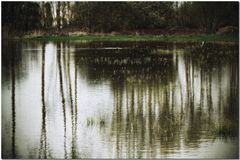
[2, 40, 239, 158]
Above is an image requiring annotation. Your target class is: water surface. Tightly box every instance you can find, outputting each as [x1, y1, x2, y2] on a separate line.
[2, 40, 239, 158]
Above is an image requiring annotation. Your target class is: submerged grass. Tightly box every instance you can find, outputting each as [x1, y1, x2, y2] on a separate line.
[29, 34, 239, 42]
[211, 120, 238, 138]
[86, 117, 94, 127]
[86, 114, 108, 128]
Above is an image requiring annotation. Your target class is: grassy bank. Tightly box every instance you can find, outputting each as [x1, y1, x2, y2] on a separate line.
[28, 34, 239, 42]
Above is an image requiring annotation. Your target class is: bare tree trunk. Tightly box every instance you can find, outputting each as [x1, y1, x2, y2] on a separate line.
[56, 2, 61, 31]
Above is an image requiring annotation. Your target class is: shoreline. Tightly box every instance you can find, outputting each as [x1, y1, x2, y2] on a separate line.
[3, 34, 239, 43]
[27, 34, 239, 42]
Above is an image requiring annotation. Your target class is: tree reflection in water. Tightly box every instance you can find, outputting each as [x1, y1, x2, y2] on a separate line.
[75, 42, 238, 158]
[2, 41, 238, 158]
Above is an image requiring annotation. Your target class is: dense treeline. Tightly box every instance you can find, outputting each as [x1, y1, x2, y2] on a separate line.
[72, 2, 175, 32]
[2, 2, 239, 33]
[2, 2, 42, 31]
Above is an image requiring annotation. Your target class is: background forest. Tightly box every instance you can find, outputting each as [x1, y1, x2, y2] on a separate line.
[2, 2, 239, 36]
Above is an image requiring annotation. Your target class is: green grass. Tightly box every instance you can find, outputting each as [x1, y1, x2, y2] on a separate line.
[28, 34, 239, 42]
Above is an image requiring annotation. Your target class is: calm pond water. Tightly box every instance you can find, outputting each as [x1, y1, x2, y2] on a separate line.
[2, 40, 239, 159]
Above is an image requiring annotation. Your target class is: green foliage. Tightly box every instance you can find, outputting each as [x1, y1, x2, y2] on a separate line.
[2, 2, 239, 34]
[176, 2, 239, 32]
[2, 2, 42, 31]
[175, 2, 196, 28]
[72, 2, 175, 32]
[71, 2, 238, 33]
